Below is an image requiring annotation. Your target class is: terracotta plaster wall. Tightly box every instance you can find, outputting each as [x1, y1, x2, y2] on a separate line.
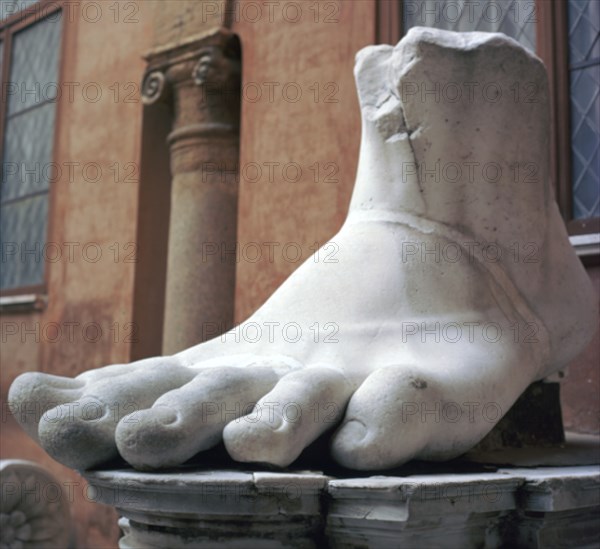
[151, 0, 226, 48]
[232, 0, 376, 322]
[561, 265, 600, 435]
[39, 3, 153, 381]
[1, 2, 160, 548]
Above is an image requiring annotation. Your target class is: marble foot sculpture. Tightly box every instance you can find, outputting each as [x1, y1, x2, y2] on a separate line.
[9, 28, 598, 471]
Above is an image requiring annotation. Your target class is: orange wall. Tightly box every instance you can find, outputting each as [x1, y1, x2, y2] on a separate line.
[232, 0, 376, 321]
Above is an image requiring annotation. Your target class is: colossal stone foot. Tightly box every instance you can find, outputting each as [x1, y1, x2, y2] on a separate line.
[9, 28, 598, 472]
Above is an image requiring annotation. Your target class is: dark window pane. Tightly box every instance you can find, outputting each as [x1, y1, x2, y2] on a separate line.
[569, 65, 600, 219]
[568, 1, 600, 220]
[2, 102, 57, 202]
[568, 0, 600, 65]
[0, 12, 61, 290]
[8, 14, 63, 115]
[1, 195, 49, 289]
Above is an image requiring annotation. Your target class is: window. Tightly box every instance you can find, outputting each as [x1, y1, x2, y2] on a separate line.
[567, 0, 599, 221]
[0, 1, 63, 293]
[377, 0, 600, 239]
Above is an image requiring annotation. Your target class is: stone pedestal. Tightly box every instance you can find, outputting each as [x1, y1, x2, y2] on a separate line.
[327, 466, 600, 548]
[84, 469, 328, 548]
[83, 460, 599, 548]
[512, 468, 600, 548]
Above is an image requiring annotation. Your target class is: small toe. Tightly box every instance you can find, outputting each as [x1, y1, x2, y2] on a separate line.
[223, 364, 354, 467]
[37, 359, 196, 470]
[7, 372, 84, 441]
[115, 364, 281, 470]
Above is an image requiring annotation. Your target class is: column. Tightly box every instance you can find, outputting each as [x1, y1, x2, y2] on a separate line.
[141, 29, 241, 354]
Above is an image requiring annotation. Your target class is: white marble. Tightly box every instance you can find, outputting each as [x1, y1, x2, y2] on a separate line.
[8, 27, 598, 472]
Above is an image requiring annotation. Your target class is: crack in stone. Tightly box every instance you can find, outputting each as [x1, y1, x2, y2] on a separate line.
[398, 105, 424, 198]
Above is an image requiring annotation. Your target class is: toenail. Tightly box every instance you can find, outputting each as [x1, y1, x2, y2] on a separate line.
[80, 401, 108, 422]
[153, 407, 179, 426]
[124, 437, 137, 448]
[340, 419, 367, 442]
[263, 412, 283, 431]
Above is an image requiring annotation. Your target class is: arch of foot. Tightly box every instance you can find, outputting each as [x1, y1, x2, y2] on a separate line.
[7, 27, 598, 474]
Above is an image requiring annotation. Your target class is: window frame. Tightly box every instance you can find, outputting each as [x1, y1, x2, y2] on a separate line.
[0, 0, 66, 300]
[378, 0, 599, 245]
[536, 0, 599, 237]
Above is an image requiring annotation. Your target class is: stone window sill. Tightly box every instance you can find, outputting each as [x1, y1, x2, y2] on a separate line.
[570, 233, 600, 266]
[0, 294, 47, 314]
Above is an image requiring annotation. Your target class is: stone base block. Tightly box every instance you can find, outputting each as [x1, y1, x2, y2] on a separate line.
[83, 464, 599, 548]
[84, 469, 328, 548]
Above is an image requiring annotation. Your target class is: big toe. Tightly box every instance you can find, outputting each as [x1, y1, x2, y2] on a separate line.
[331, 366, 438, 470]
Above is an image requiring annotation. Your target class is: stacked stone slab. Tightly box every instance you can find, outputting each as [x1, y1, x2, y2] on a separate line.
[82, 465, 599, 548]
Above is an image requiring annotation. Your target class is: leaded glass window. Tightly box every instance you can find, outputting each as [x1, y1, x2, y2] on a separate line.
[0, 11, 62, 290]
[567, 0, 600, 220]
